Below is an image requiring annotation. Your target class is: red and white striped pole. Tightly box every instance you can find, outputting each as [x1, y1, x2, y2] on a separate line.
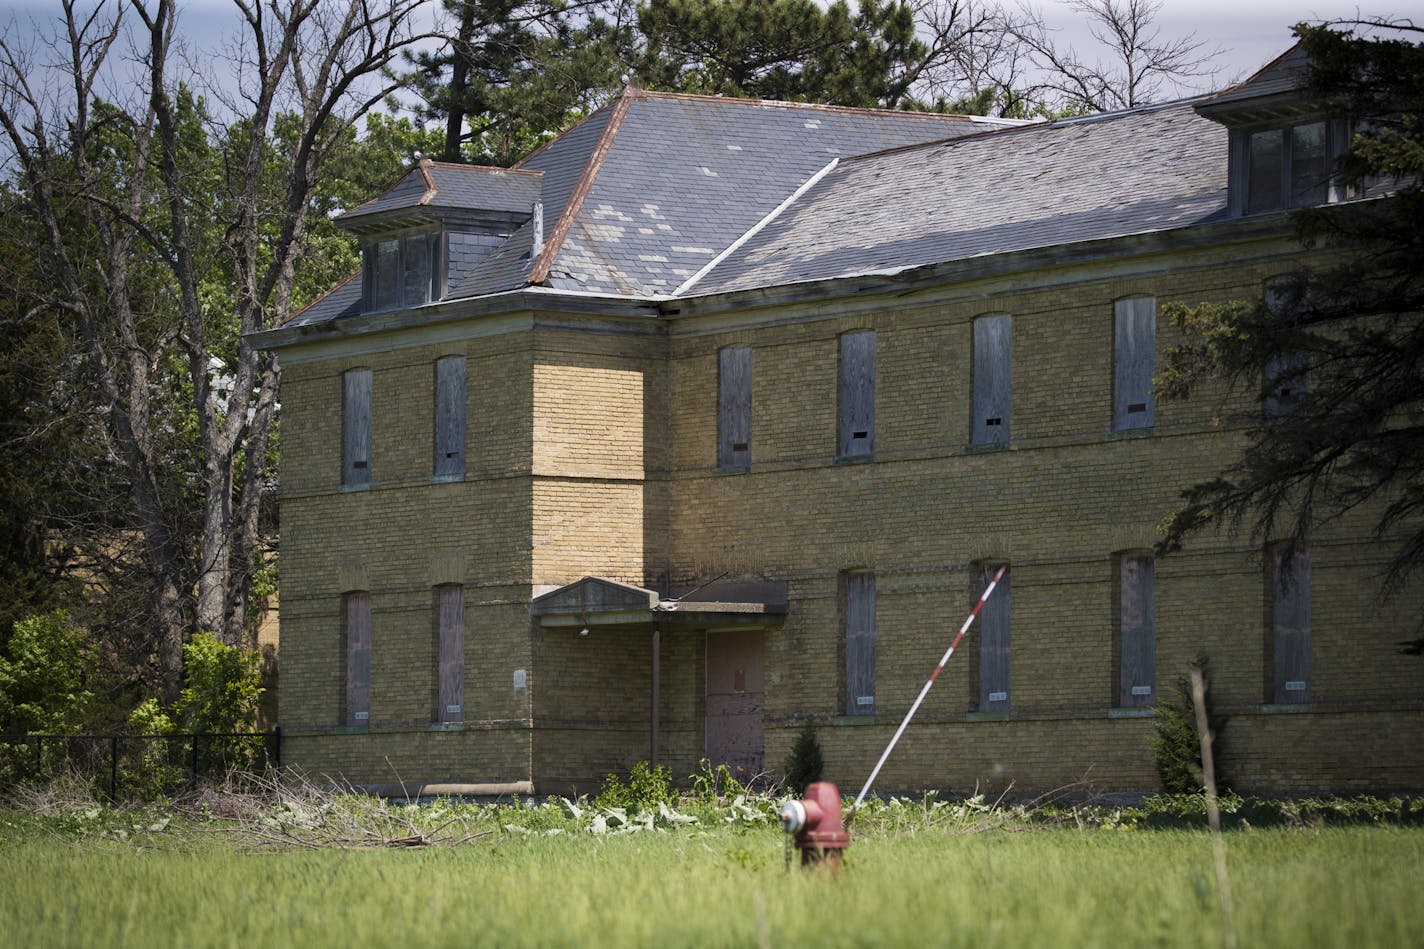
[851, 564, 1008, 814]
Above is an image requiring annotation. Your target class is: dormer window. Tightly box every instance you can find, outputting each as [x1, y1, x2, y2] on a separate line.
[1240, 120, 1345, 215]
[364, 229, 440, 312]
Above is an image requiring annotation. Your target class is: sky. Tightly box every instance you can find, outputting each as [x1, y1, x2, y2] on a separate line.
[1, 0, 1407, 100]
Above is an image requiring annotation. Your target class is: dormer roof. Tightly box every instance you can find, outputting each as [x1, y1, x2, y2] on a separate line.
[338, 158, 543, 234]
[1195, 43, 1326, 127]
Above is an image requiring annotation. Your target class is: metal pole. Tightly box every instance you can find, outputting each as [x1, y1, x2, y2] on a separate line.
[650, 625, 661, 767]
[851, 565, 1008, 813]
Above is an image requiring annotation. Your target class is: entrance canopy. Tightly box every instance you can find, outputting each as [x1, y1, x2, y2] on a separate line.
[531, 576, 787, 632]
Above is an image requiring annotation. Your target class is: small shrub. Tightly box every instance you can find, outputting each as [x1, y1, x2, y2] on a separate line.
[0, 610, 95, 735]
[594, 760, 674, 811]
[689, 758, 746, 804]
[783, 723, 824, 797]
[1151, 658, 1227, 795]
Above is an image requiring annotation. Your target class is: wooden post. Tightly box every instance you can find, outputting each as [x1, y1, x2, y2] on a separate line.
[650, 625, 661, 767]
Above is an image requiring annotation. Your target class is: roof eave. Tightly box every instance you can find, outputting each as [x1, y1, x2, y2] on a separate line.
[660, 213, 1297, 318]
[249, 286, 663, 351]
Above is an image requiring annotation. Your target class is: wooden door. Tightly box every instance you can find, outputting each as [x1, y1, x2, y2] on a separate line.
[705, 630, 764, 779]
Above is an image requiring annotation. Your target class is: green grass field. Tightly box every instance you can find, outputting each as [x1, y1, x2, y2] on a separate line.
[1, 800, 1420, 948]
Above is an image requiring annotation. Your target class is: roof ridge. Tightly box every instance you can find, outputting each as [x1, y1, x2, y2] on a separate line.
[425, 159, 544, 177]
[638, 88, 1000, 122]
[676, 158, 841, 296]
[526, 88, 639, 285]
[513, 90, 629, 171]
[833, 95, 1213, 167]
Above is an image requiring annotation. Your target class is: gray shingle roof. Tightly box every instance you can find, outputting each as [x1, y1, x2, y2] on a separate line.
[287, 85, 1246, 332]
[289, 272, 362, 327]
[526, 92, 1004, 296]
[1206, 43, 1308, 108]
[687, 99, 1228, 296]
[339, 162, 542, 225]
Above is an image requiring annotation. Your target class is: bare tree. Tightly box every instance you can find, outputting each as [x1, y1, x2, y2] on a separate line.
[908, 0, 1043, 115]
[1014, 0, 1223, 113]
[0, 0, 430, 697]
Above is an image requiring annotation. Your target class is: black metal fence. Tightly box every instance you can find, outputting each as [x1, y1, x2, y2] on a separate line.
[0, 729, 281, 800]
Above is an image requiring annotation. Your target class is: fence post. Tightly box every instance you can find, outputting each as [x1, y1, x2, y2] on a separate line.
[109, 736, 118, 801]
[190, 734, 200, 792]
[273, 726, 281, 770]
[34, 736, 42, 777]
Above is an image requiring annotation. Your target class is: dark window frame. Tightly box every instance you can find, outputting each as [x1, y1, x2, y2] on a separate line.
[971, 313, 1012, 446]
[975, 563, 1011, 713]
[342, 591, 372, 727]
[838, 330, 876, 460]
[433, 355, 467, 479]
[1113, 552, 1156, 708]
[1113, 296, 1156, 432]
[362, 227, 442, 313]
[1268, 543, 1312, 704]
[717, 345, 752, 469]
[1232, 118, 1349, 217]
[342, 368, 372, 488]
[435, 584, 465, 724]
[843, 571, 877, 716]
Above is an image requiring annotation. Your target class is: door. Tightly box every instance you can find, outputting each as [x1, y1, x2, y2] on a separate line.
[705, 630, 764, 779]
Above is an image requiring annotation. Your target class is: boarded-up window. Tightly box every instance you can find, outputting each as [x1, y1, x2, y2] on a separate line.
[1290, 122, 1329, 206]
[403, 233, 432, 306]
[366, 230, 439, 312]
[342, 368, 372, 487]
[371, 240, 400, 310]
[1270, 545, 1311, 704]
[972, 314, 1011, 445]
[717, 345, 751, 468]
[1247, 128, 1285, 214]
[436, 585, 464, 724]
[1115, 553, 1156, 708]
[1113, 297, 1156, 431]
[844, 571, 876, 716]
[838, 331, 875, 458]
[433, 356, 466, 477]
[343, 592, 372, 727]
[1264, 279, 1308, 417]
[978, 564, 1010, 713]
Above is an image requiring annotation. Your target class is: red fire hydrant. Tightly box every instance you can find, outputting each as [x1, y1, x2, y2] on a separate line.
[779, 781, 850, 873]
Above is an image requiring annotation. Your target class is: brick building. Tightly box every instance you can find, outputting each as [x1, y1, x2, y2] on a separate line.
[254, 46, 1423, 797]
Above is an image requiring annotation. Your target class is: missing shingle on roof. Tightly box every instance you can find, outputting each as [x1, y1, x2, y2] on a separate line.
[699, 166, 719, 177]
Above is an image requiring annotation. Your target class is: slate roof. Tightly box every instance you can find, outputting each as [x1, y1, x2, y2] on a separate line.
[285, 82, 1251, 331]
[340, 162, 543, 225]
[519, 91, 1008, 296]
[686, 98, 1228, 296]
[1203, 43, 1309, 109]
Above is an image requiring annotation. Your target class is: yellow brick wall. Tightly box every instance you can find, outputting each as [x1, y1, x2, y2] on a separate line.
[276, 331, 538, 787]
[659, 240, 1424, 794]
[273, 237, 1424, 795]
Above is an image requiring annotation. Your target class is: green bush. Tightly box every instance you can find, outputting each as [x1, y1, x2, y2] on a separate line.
[594, 760, 675, 811]
[783, 722, 824, 796]
[128, 633, 265, 778]
[1151, 659, 1227, 795]
[0, 610, 94, 735]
